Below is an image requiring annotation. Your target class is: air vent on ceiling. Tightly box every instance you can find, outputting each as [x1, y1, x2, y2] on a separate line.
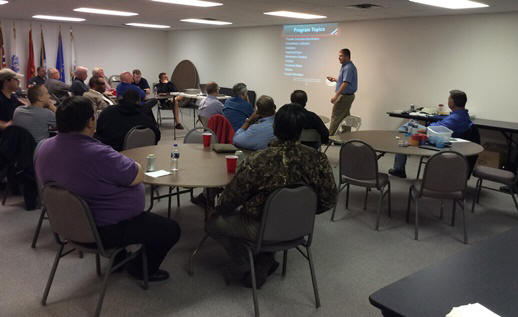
[349, 3, 381, 9]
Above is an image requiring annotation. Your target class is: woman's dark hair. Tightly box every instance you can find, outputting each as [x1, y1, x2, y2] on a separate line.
[274, 103, 307, 141]
[56, 96, 94, 133]
[290, 90, 308, 107]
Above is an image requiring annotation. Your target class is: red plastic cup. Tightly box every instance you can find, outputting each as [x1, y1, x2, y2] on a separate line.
[226, 155, 238, 173]
[202, 132, 212, 148]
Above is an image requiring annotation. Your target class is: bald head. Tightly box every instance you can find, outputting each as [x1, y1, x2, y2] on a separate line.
[120, 72, 133, 84]
[74, 66, 88, 81]
[48, 68, 60, 80]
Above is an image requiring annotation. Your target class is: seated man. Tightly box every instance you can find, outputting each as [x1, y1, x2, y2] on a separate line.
[133, 69, 150, 95]
[290, 90, 329, 147]
[155, 72, 183, 129]
[96, 90, 161, 152]
[84, 76, 114, 112]
[389, 90, 473, 178]
[35, 96, 179, 281]
[13, 85, 57, 143]
[207, 103, 337, 288]
[116, 72, 146, 100]
[223, 82, 254, 132]
[92, 67, 114, 93]
[29, 66, 47, 87]
[233, 95, 276, 151]
[70, 66, 89, 96]
[198, 81, 224, 119]
[45, 68, 70, 101]
[0, 68, 24, 132]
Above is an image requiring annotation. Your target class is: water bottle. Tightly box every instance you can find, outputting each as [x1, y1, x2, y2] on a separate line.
[171, 144, 180, 171]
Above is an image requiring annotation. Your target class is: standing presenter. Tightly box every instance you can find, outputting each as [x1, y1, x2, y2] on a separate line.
[326, 48, 358, 135]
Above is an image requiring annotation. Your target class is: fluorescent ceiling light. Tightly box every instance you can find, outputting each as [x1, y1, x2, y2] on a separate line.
[0, 1, 9, 5]
[264, 11, 327, 19]
[152, 0, 223, 7]
[33, 15, 85, 22]
[74, 7, 138, 16]
[126, 23, 171, 29]
[181, 19, 231, 25]
[409, 0, 489, 9]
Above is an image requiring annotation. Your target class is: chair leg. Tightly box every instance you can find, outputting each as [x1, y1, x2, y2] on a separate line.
[363, 187, 369, 210]
[511, 193, 518, 212]
[476, 179, 482, 204]
[440, 200, 444, 220]
[462, 199, 468, 244]
[176, 187, 181, 207]
[375, 188, 383, 231]
[96, 253, 102, 277]
[94, 252, 118, 317]
[416, 157, 424, 179]
[282, 250, 288, 277]
[345, 183, 350, 209]
[451, 200, 457, 227]
[406, 186, 413, 224]
[306, 246, 321, 308]
[141, 245, 149, 290]
[190, 188, 194, 200]
[471, 178, 482, 214]
[31, 207, 47, 248]
[331, 182, 342, 222]
[414, 198, 419, 240]
[42, 243, 64, 305]
[189, 234, 209, 276]
[246, 247, 260, 317]
[168, 187, 173, 219]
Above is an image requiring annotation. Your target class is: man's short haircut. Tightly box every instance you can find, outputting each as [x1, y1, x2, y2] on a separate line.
[449, 90, 467, 108]
[206, 82, 219, 95]
[28, 85, 45, 104]
[232, 82, 247, 96]
[132, 69, 142, 75]
[340, 48, 351, 57]
[256, 95, 276, 116]
[290, 90, 308, 107]
[56, 96, 94, 133]
[274, 103, 308, 142]
[36, 66, 45, 73]
[158, 72, 167, 80]
[122, 89, 141, 104]
[88, 75, 103, 88]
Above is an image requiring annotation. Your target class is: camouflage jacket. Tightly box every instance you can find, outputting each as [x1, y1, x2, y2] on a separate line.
[217, 140, 337, 220]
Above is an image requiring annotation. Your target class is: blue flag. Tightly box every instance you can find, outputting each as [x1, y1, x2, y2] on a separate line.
[56, 30, 65, 82]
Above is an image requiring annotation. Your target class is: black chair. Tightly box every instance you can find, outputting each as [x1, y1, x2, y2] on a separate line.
[331, 140, 392, 231]
[191, 186, 321, 317]
[41, 183, 148, 317]
[299, 129, 322, 151]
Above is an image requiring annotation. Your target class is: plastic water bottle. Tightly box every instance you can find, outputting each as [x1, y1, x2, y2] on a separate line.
[171, 144, 180, 171]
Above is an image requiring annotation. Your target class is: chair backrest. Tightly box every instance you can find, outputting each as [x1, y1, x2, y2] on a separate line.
[108, 75, 120, 88]
[299, 129, 322, 150]
[339, 115, 362, 133]
[183, 127, 217, 144]
[339, 140, 379, 183]
[219, 87, 233, 97]
[42, 183, 103, 249]
[207, 114, 235, 144]
[421, 151, 468, 195]
[123, 126, 157, 150]
[258, 186, 318, 249]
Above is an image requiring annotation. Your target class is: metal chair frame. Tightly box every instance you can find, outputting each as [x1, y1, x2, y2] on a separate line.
[471, 172, 518, 213]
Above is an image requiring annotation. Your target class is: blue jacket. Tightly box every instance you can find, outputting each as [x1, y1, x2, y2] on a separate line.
[116, 82, 146, 100]
[223, 97, 254, 132]
[430, 109, 472, 137]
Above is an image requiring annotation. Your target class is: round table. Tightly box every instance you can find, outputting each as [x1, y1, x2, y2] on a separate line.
[319, 115, 331, 124]
[122, 144, 234, 188]
[330, 130, 484, 157]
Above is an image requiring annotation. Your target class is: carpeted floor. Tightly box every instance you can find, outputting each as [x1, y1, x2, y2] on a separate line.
[1, 110, 517, 317]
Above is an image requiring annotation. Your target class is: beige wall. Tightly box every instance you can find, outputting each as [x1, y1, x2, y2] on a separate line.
[167, 12, 518, 131]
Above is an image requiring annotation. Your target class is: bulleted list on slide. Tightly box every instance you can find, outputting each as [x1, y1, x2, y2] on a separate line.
[283, 23, 339, 84]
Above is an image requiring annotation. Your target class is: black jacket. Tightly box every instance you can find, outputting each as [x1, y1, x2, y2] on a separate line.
[95, 100, 161, 151]
[302, 108, 329, 144]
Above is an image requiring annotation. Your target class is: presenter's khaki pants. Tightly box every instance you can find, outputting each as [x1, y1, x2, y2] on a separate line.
[329, 94, 355, 136]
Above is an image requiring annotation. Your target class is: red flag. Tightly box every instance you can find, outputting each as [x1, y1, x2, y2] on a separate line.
[26, 27, 36, 84]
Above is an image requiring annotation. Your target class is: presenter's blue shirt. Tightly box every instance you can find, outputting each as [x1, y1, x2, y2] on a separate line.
[233, 115, 275, 151]
[336, 61, 358, 95]
[223, 96, 254, 132]
[430, 109, 472, 137]
[116, 82, 146, 100]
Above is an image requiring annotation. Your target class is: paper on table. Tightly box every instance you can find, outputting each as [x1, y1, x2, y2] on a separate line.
[449, 138, 470, 143]
[145, 170, 171, 178]
[446, 303, 500, 317]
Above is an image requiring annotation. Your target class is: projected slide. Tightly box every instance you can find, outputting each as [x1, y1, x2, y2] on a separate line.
[283, 23, 339, 84]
